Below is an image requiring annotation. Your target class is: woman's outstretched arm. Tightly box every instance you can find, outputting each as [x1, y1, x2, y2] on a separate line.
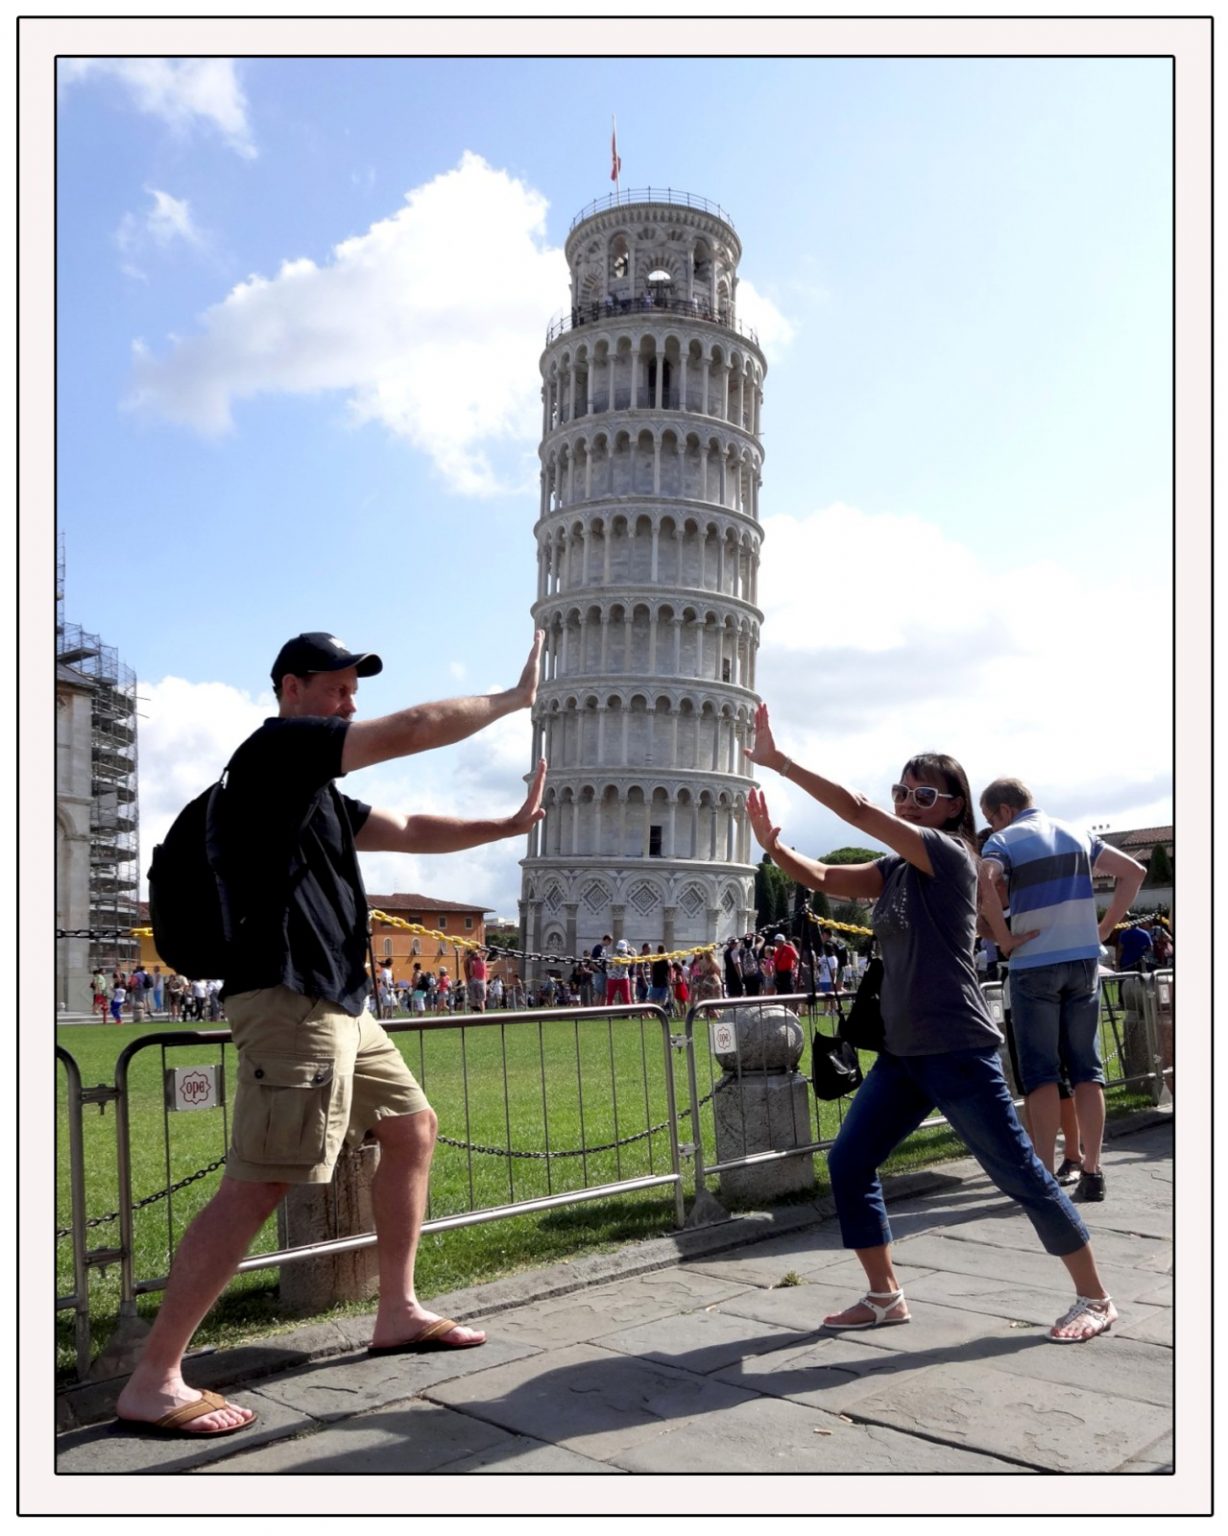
[745, 702, 936, 876]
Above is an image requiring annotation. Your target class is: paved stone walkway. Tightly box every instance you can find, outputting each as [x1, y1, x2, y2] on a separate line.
[55, 1115, 1173, 1478]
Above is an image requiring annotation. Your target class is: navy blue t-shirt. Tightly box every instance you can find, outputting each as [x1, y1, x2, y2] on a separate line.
[220, 715, 373, 1015]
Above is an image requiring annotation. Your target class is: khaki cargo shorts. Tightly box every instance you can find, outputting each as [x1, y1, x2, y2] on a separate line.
[225, 985, 430, 1184]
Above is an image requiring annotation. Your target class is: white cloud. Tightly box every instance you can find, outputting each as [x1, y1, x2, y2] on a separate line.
[115, 187, 202, 276]
[126, 153, 568, 495]
[59, 57, 255, 158]
[136, 676, 273, 888]
[735, 277, 795, 354]
[751, 501, 1173, 856]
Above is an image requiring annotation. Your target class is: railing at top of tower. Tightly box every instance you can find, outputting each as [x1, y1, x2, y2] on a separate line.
[568, 188, 736, 234]
[546, 290, 759, 349]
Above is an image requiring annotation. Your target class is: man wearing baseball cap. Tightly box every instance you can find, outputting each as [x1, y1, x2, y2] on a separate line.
[117, 629, 546, 1438]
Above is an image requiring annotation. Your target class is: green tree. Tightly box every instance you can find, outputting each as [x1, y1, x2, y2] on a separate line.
[754, 857, 793, 929]
[820, 846, 881, 866]
[1144, 844, 1173, 886]
[484, 922, 521, 953]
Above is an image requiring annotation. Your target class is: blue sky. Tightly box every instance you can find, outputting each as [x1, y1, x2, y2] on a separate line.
[54, 54, 1174, 918]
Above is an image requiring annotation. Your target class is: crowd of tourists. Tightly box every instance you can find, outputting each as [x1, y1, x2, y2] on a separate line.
[92, 965, 223, 1024]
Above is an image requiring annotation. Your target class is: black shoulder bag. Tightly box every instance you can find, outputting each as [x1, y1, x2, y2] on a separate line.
[811, 1027, 863, 1100]
[840, 956, 886, 1053]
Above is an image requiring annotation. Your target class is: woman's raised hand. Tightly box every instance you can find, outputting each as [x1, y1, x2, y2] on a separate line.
[745, 702, 779, 770]
[747, 786, 781, 855]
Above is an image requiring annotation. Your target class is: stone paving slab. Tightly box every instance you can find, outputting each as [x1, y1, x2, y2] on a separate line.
[1134, 1278, 1174, 1308]
[609, 1393, 1028, 1474]
[710, 1332, 937, 1415]
[939, 1214, 1172, 1270]
[903, 1271, 1086, 1326]
[424, 1341, 759, 1462]
[444, 1437, 624, 1474]
[595, 1306, 813, 1377]
[844, 1358, 1173, 1473]
[1117, 1428, 1175, 1475]
[490, 1267, 752, 1350]
[677, 1227, 851, 1287]
[1115, 1306, 1173, 1348]
[243, 1333, 543, 1423]
[55, 1388, 309, 1476]
[973, 1330, 1172, 1406]
[192, 1398, 522, 1475]
[890, 1231, 1170, 1304]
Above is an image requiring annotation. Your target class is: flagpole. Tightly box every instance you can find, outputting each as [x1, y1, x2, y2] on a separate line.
[612, 114, 621, 199]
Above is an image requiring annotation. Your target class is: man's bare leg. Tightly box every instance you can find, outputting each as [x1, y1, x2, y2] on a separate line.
[367, 1108, 485, 1348]
[1059, 1095, 1082, 1164]
[1024, 1082, 1061, 1172]
[1072, 1081, 1106, 1173]
[115, 1176, 286, 1431]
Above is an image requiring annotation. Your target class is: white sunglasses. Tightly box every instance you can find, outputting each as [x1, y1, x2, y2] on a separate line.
[891, 783, 958, 809]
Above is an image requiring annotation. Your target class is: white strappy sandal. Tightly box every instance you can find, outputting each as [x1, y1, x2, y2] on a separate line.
[1049, 1295, 1117, 1343]
[822, 1288, 911, 1330]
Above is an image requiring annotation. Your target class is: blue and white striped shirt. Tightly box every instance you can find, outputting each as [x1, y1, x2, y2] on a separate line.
[981, 809, 1105, 971]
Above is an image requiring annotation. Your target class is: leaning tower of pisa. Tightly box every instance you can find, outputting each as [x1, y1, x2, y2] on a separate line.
[519, 189, 768, 964]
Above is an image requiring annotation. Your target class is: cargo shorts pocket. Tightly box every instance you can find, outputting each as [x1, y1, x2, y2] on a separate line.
[234, 1054, 341, 1166]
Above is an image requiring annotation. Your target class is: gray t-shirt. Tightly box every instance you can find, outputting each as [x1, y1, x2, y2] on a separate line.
[873, 827, 1003, 1056]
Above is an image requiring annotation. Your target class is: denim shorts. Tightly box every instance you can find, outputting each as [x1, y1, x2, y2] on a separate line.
[1008, 959, 1104, 1095]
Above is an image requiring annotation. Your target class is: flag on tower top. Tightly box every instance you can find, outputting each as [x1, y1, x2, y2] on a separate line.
[610, 119, 622, 183]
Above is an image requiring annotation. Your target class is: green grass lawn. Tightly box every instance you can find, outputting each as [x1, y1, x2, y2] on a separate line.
[55, 996, 1157, 1378]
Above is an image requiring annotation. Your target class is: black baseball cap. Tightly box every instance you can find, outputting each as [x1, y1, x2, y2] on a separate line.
[271, 631, 384, 688]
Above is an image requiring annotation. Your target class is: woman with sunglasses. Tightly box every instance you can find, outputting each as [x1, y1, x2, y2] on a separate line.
[744, 704, 1117, 1344]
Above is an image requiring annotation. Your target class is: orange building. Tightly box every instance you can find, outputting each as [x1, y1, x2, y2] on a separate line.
[366, 891, 493, 986]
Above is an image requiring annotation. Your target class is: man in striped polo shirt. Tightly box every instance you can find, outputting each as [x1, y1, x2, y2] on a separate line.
[978, 779, 1146, 1203]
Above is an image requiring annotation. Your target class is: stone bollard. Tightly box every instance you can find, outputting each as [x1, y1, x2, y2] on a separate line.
[710, 1002, 815, 1205]
[277, 1141, 381, 1312]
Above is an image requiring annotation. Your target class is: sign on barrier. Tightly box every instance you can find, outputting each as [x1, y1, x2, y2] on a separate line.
[709, 1016, 737, 1056]
[163, 1064, 225, 1112]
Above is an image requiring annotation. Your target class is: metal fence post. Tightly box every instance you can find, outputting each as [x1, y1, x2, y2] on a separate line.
[55, 1048, 92, 1380]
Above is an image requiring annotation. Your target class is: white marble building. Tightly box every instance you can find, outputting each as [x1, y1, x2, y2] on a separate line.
[520, 191, 767, 961]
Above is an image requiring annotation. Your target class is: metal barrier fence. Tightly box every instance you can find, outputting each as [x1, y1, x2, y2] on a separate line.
[55, 1046, 93, 1380]
[55, 973, 1173, 1378]
[682, 972, 1175, 1205]
[58, 1004, 682, 1375]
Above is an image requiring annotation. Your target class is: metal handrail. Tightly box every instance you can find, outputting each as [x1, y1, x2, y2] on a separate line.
[546, 292, 760, 349]
[569, 188, 735, 234]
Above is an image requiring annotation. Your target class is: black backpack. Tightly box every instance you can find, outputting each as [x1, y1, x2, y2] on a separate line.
[147, 775, 235, 980]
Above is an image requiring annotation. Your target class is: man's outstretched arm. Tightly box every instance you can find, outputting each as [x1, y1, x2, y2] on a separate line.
[341, 632, 543, 775]
[354, 759, 547, 854]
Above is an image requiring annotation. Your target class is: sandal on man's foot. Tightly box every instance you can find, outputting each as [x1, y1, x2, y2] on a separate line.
[821, 1289, 910, 1330]
[1049, 1295, 1117, 1343]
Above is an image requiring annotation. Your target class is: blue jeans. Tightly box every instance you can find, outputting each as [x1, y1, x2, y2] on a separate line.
[826, 1047, 1089, 1257]
[1009, 959, 1103, 1094]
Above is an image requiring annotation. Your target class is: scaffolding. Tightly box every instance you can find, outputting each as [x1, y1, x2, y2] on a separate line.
[57, 538, 141, 973]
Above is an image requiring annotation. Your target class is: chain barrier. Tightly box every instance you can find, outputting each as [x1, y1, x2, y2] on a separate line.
[56, 1090, 725, 1238]
[55, 1156, 228, 1240]
[437, 1082, 721, 1161]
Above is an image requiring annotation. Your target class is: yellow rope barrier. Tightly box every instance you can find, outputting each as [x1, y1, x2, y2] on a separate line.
[804, 909, 874, 939]
[128, 910, 1166, 954]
